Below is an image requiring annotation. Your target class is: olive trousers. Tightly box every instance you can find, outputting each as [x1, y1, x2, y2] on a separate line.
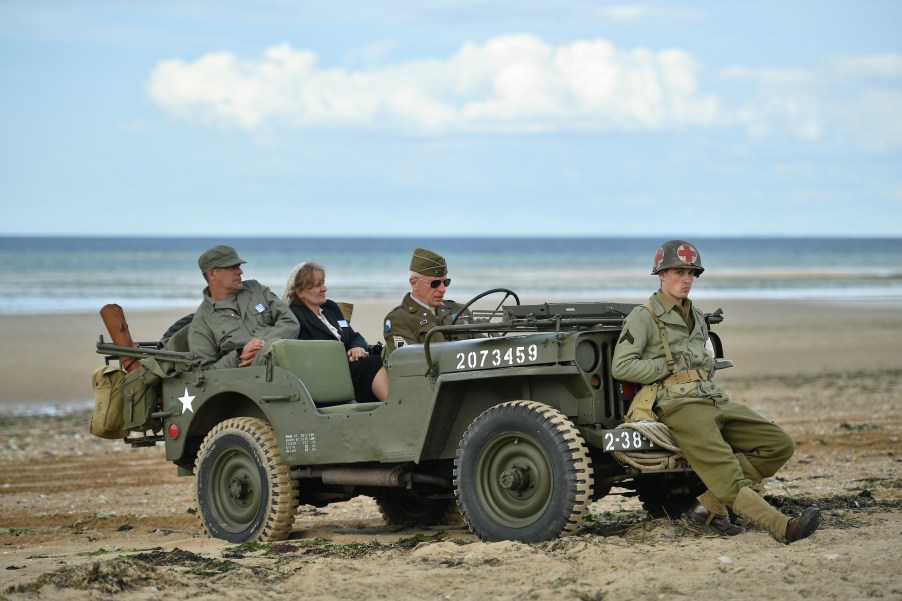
[655, 394, 795, 506]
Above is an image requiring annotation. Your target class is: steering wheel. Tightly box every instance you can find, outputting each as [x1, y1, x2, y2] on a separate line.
[450, 288, 521, 328]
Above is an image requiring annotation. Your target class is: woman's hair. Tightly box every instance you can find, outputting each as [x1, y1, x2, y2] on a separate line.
[281, 261, 325, 304]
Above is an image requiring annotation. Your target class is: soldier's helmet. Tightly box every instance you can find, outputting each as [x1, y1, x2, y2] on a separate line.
[651, 240, 704, 276]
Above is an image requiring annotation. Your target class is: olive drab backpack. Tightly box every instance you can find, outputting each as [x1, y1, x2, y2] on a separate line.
[90, 364, 128, 439]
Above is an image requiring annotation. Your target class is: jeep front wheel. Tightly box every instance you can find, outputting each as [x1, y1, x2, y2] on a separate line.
[454, 401, 593, 542]
[195, 417, 298, 543]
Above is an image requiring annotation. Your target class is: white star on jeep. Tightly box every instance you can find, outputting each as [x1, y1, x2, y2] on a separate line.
[178, 387, 196, 414]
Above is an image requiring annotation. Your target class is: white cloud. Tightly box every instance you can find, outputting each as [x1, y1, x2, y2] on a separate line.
[833, 89, 902, 152]
[721, 66, 817, 86]
[833, 54, 902, 78]
[723, 54, 902, 149]
[146, 35, 902, 150]
[147, 34, 720, 134]
[605, 5, 652, 23]
[358, 40, 398, 65]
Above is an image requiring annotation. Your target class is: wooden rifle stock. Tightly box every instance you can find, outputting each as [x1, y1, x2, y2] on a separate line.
[100, 304, 141, 372]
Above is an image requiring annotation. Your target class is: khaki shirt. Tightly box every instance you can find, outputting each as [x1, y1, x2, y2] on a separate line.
[382, 292, 477, 355]
[189, 279, 300, 370]
[611, 291, 718, 397]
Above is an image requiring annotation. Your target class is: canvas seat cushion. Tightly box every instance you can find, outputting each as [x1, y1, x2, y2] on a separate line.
[270, 339, 356, 405]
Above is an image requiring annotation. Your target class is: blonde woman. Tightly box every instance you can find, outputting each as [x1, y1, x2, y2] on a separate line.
[282, 262, 388, 402]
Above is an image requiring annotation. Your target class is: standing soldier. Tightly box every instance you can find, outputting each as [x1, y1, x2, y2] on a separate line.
[612, 240, 820, 543]
[383, 248, 478, 355]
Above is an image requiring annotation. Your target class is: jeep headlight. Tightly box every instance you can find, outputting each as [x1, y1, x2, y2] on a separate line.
[575, 339, 599, 372]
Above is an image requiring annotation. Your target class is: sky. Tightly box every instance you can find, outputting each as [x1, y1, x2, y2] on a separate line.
[1, 1, 900, 237]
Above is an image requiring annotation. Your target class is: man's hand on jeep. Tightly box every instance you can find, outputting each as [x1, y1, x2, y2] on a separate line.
[239, 338, 265, 367]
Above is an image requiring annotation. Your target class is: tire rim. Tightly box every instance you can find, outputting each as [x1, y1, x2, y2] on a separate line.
[475, 432, 553, 528]
[209, 447, 263, 533]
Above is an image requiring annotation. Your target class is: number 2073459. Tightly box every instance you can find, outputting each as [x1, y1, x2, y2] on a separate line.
[455, 345, 539, 370]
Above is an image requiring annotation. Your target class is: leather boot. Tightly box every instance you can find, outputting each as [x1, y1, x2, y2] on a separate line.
[732, 487, 820, 544]
[684, 490, 745, 536]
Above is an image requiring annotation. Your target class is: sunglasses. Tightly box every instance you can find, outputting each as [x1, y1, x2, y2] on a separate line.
[419, 277, 451, 289]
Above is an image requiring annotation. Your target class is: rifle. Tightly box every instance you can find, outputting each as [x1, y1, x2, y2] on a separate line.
[99, 304, 141, 372]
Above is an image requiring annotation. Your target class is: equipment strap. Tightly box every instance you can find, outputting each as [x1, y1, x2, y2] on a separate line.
[644, 302, 675, 375]
[661, 369, 709, 387]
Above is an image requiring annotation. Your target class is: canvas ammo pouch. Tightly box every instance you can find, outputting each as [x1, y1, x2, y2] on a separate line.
[624, 369, 710, 423]
[90, 365, 128, 439]
[625, 382, 661, 423]
[119, 366, 162, 430]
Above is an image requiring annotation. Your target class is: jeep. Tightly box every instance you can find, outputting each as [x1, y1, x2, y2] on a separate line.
[95, 289, 729, 543]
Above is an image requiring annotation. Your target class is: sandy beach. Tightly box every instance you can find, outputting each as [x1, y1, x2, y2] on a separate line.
[1, 297, 900, 600]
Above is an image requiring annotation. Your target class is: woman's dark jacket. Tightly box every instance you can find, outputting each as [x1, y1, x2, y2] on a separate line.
[289, 300, 368, 350]
[289, 300, 381, 403]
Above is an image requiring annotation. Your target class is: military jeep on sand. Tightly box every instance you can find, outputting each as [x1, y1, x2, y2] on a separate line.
[95, 289, 730, 544]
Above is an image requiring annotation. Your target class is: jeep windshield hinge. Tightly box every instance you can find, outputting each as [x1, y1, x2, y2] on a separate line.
[265, 351, 274, 382]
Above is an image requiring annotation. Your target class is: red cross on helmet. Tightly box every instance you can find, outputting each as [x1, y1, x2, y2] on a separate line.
[651, 240, 704, 275]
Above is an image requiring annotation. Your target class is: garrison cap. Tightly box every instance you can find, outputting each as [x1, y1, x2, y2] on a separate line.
[410, 248, 448, 277]
[198, 245, 246, 272]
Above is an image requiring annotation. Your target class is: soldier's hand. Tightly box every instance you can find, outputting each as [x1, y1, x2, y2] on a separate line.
[239, 338, 265, 367]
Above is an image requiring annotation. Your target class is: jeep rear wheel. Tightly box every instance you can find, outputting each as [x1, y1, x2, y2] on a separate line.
[375, 489, 458, 526]
[195, 417, 298, 543]
[454, 401, 593, 542]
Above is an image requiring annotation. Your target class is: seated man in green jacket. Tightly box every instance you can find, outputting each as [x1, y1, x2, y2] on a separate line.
[189, 245, 299, 370]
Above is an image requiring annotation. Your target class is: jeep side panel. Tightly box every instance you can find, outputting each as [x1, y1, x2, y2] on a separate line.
[163, 364, 443, 467]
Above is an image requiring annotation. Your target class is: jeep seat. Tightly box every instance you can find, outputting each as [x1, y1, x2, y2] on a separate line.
[269, 340, 379, 414]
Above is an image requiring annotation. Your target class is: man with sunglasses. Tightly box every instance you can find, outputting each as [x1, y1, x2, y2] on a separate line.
[383, 248, 479, 355]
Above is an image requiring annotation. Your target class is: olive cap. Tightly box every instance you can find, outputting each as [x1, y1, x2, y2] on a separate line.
[198, 245, 246, 272]
[652, 240, 704, 275]
[410, 248, 447, 277]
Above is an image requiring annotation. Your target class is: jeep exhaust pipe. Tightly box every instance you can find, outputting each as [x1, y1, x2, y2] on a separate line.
[291, 466, 449, 489]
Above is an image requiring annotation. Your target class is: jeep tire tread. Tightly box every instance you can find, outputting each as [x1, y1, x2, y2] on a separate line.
[195, 417, 298, 543]
[454, 400, 593, 543]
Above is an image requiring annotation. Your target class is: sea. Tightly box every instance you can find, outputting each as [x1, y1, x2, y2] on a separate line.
[2, 236, 901, 315]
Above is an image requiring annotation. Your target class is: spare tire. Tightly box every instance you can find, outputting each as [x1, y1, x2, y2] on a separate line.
[161, 313, 194, 340]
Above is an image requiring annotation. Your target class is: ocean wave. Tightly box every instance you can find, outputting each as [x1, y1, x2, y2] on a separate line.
[4, 236, 900, 314]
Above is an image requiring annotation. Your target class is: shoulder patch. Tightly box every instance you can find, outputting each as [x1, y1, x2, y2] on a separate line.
[618, 329, 635, 345]
[384, 319, 391, 332]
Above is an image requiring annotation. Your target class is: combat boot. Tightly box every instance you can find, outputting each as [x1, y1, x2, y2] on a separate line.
[732, 487, 820, 544]
[684, 490, 745, 536]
